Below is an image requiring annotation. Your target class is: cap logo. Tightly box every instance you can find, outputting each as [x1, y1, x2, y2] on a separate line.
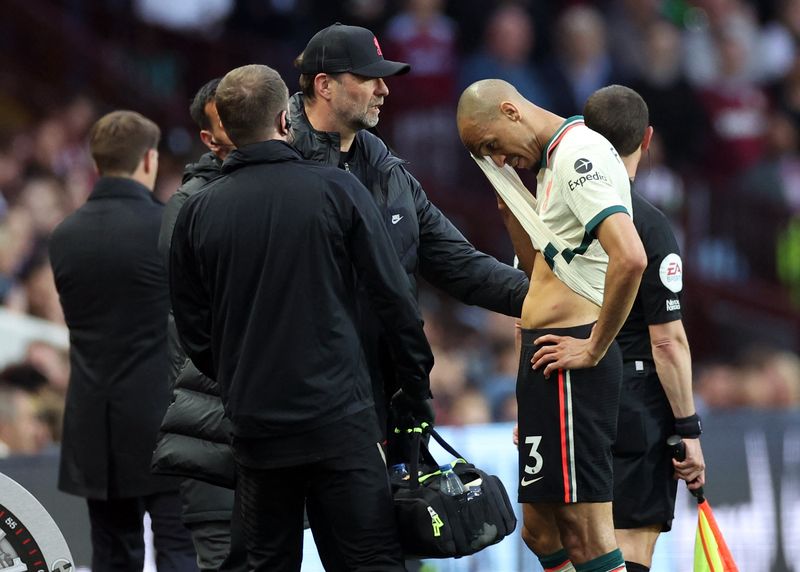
[373, 36, 383, 56]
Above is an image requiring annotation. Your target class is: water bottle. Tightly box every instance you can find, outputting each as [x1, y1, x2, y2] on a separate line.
[390, 463, 409, 480]
[439, 464, 465, 496]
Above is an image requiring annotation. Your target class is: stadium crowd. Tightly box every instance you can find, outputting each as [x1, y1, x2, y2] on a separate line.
[2, 0, 800, 458]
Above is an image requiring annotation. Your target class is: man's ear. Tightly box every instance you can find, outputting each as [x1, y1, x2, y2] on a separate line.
[143, 148, 157, 174]
[200, 129, 217, 152]
[279, 110, 291, 135]
[314, 73, 334, 101]
[641, 125, 654, 153]
[500, 101, 520, 121]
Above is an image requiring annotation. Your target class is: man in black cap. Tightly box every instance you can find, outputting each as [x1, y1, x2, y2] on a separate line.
[170, 64, 433, 572]
[291, 20, 528, 461]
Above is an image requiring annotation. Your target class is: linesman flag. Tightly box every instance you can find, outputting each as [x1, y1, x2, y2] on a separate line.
[667, 435, 738, 572]
[694, 497, 738, 572]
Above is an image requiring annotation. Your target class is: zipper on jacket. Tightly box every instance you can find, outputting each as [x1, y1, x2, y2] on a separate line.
[343, 162, 350, 172]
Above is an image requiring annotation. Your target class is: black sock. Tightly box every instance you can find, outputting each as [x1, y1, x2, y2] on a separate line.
[625, 562, 649, 572]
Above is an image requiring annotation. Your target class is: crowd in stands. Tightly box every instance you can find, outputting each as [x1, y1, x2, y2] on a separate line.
[2, 0, 800, 457]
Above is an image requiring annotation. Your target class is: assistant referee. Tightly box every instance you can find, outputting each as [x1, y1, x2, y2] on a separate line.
[584, 85, 706, 572]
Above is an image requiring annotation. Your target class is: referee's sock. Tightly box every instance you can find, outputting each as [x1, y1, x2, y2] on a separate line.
[539, 548, 575, 571]
[573, 549, 626, 572]
[624, 563, 648, 572]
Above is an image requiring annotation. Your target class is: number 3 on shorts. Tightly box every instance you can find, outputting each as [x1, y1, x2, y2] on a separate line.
[522, 436, 544, 486]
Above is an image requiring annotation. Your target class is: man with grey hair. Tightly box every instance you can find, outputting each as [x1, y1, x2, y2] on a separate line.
[170, 64, 433, 572]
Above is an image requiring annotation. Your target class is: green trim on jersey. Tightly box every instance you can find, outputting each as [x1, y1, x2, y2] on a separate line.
[544, 242, 559, 270]
[561, 231, 594, 264]
[585, 205, 629, 237]
[540, 115, 584, 170]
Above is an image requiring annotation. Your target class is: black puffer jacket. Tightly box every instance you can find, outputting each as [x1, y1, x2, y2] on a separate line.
[290, 93, 529, 423]
[151, 153, 236, 488]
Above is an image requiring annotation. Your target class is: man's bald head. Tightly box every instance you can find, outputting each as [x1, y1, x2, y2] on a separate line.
[456, 79, 551, 170]
[457, 80, 521, 127]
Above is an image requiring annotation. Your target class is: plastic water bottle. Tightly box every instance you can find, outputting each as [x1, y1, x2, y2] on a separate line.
[390, 463, 409, 480]
[439, 464, 465, 496]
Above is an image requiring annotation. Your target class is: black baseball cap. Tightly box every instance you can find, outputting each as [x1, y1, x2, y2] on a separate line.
[298, 23, 411, 78]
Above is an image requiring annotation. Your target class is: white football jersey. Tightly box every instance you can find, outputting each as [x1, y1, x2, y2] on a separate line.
[535, 116, 632, 299]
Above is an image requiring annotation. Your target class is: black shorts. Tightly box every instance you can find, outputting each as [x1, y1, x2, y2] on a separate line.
[612, 360, 678, 531]
[517, 324, 622, 504]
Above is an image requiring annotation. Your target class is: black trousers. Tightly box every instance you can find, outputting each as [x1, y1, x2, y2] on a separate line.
[236, 443, 405, 572]
[179, 479, 247, 572]
[87, 490, 198, 572]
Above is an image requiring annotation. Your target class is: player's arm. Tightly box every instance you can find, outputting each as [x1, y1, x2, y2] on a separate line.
[531, 212, 645, 375]
[496, 193, 535, 277]
[406, 168, 529, 317]
[589, 212, 647, 359]
[649, 319, 706, 488]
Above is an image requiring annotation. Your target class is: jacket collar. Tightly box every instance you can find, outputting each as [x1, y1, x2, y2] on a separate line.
[288, 92, 404, 174]
[182, 151, 222, 184]
[289, 93, 342, 167]
[89, 177, 156, 202]
[221, 140, 301, 173]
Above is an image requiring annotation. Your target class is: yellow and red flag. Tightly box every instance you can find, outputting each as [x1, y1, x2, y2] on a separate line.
[693, 498, 738, 572]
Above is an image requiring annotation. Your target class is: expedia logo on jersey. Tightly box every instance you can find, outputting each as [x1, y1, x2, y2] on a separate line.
[574, 158, 592, 173]
[568, 170, 610, 191]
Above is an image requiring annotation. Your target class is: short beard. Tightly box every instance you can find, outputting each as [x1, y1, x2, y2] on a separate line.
[349, 112, 379, 131]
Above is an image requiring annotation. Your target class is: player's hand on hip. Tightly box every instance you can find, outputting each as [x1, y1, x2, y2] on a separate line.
[672, 437, 706, 490]
[531, 334, 600, 378]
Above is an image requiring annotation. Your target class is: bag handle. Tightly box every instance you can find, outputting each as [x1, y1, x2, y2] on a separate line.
[405, 425, 468, 490]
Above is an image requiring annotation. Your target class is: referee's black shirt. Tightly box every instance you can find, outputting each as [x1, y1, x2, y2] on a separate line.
[170, 140, 433, 466]
[615, 188, 683, 361]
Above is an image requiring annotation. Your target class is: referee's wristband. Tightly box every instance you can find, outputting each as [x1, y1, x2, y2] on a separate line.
[674, 414, 702, 438]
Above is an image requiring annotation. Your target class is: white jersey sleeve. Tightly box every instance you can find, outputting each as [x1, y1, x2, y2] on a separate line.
[556, 138, 631, 238]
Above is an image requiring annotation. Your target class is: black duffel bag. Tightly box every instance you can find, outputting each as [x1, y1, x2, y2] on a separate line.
[391, 426, 516, 558]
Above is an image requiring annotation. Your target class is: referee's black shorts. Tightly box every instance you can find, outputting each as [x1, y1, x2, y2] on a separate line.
[612, 360, 678, 531]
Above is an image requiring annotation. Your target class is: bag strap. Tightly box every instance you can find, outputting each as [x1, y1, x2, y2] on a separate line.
[405, 426, 469, 491]
[428, 428, 466, 461]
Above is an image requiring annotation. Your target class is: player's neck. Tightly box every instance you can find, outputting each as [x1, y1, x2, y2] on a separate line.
[622, 147, 642, 180]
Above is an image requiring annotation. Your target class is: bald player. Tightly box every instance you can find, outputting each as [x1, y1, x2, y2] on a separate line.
[457, 80, 646, 572]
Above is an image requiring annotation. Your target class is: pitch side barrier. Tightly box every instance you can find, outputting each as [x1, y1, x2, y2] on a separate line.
[2, 412, 798, 571]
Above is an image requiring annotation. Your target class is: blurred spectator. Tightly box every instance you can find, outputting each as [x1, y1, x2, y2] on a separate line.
[758, 0, 800, 82]
[0, 207, 35, 308]
[479, 337, 518, 421]
[773, 53, 800, 130]
[448, 388, 492, 426]
[429, 349, 470, 424]
[384, 0, 459, 183]
[683, 0, 761, 87]
[21, 258, 64, 324]
[459, 4, 551, 108]
[543, 4, 620, 117]
[607, 0, 664, 81]
[25, 339, 70, 395]
[737, 110, 800, 280]
[630, 19, 708, 171]
[16, 177, 69, 242]
[696, 23, 769, 183]
[634, 132, 686, 245]
[694, 363, 742, 412]
[133, 0, 233, 35]
[0, 381, 48, 457]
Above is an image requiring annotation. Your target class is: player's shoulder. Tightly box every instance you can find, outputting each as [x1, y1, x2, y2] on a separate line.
[556, 123, 622, 171]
